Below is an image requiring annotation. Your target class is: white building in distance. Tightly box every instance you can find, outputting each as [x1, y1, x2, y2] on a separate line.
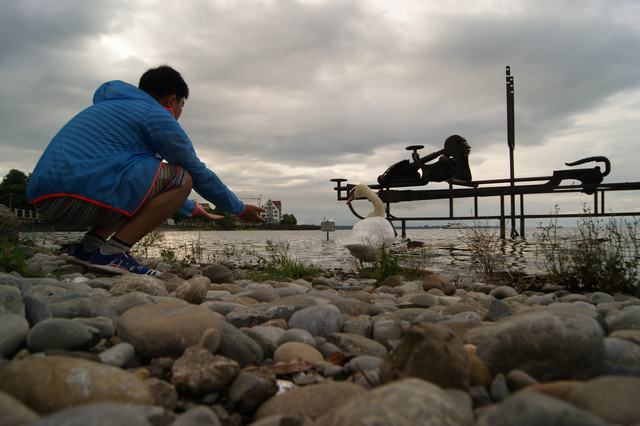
[261, 199, 282, 224]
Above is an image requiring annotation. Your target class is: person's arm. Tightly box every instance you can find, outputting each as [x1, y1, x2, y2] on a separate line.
[143, 107, 244, 215]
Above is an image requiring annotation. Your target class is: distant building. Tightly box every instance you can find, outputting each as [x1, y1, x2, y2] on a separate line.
[261, 199, 282, 224]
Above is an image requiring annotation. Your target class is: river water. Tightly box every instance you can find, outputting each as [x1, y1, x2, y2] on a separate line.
[24, 227, 562, 276]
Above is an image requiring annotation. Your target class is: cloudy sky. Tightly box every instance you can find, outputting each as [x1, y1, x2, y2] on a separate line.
[1, 0, 639, 225]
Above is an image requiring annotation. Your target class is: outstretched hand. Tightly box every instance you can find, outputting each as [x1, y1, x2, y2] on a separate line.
[238, 204, 265, 222]
[193, 203, 225, 221]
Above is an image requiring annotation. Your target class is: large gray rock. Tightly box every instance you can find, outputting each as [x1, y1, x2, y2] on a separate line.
[315, 378, 465, 426]
[603, 337, 640, 375]
[0, 285, 23, 315]
[255, 382, 365, 422]
[110, 275, 168, 297]
[107, 292, 156, 315]
[381, 323, 470, 390]
[27, 317, 100, 351]
[28, 402, 169, 426]
[0, 314, 29, 358]
[23, 294, 52, 326]
[0, 356, 153, 414]
[229, 371, 278, 414]
[203, 263, 234, 284]
[469, 308, 605, 381]
[606, 306, 640, 331]
[567, 376, 640, 425]
[171, 347, 240, 396]
[48, 297, 96, 318]
[288, 305, 344, 337]
[116, 302, 223, 358]
[476, 389, 609, 426]
[217, 321, 263, 367]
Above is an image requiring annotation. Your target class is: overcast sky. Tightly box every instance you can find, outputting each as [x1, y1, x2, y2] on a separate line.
[1, 0, 639, 225]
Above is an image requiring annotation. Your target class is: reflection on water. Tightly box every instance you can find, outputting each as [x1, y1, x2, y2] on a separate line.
[25, 228, 575, 275]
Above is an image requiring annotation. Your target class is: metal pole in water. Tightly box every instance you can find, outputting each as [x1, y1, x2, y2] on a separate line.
[506, 66, 518, 238]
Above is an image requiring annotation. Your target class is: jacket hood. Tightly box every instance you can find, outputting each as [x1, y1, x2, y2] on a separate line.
[93, 80, 157, 105]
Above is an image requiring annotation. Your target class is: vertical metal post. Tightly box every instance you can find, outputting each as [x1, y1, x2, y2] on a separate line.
[601, 190, 605, 213]
[519, 194, 525, 238]
[593, 192, 598, 215]
[499, 195, 506, 239]
[474, 195, 478, 218]
[506, 66, 518, 238]
[448, 182, 454, 218]
[401, 220, 406, 238]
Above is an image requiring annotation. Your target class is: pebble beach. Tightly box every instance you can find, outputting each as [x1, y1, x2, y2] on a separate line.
[1, 245, 640, 426]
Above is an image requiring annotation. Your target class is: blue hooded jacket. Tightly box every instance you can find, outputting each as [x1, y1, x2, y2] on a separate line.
[27, 80, 244, 218]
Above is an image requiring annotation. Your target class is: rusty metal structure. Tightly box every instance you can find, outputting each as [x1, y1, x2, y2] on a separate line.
[331, 67, 640, 239]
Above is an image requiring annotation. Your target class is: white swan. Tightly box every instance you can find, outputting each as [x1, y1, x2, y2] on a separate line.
[343, 184, 396, 263]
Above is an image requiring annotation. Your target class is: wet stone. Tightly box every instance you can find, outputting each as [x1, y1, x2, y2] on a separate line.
[27, 318, 100, 352]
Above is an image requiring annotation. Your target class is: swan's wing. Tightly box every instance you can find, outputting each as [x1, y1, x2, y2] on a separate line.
[343, 243, 380, 262]
[350, 217, 396, 248]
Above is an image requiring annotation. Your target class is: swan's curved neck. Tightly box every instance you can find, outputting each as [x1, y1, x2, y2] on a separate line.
[362, 187, 386, 218]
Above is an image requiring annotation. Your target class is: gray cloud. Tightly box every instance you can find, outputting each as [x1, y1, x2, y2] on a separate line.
[1, 0, 639, 225]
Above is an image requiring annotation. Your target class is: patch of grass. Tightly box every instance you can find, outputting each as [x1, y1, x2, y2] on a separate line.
[459, 221, 508, 281]
[0, 237, 27, 274]
[537, 206, 639, 294]
[249, 240, 321, 280]
[359, 246, 434, 283]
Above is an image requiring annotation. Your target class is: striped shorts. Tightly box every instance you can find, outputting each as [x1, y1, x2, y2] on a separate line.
[35, 163, 189, 228]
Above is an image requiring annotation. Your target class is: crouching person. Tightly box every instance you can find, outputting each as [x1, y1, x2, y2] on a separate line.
[27, 65, 263, 275]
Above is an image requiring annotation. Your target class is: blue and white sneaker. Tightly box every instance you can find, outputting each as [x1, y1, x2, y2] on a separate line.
[61, 243, 95, 266]
[89, 251, 161, 276]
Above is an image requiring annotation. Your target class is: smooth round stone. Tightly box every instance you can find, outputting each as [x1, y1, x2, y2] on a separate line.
[23, 294, 52, 326]
[328, 333, 387, 358]
[288, 305, 344, 338]
[342, 315, 372, 337]
[567, 376, 640, 425]
[27, 318, 99, 352]
[73, 316, 115, 338]
[98, 342, 136, 367]
[422, 273, 456, 295]
[274, 287, 304, 298]
[242, 328, 277, 359]
[606, 306, 640, 331]
[372, 314, 403, 349]
[394, 308, 431, 323]
[603, 337, 640, 375]
[245, 289, 278, 303]
[27, 402, 166, 426]
[202, 263, 234, 284]
[469, 309, 605, 381]
[229, 371, 278, 413]
[476, 389, 609, 426]
[318, 342, 341, 358]
[489, 286, 519, 299]
[48, 298, 95, 318]
[176, 278, 209, 304]
[343, 355, 384, 374]
[106, 292, 156, 315]
[172, 406, 221, 426]
[255, 382, 365, 422]
[0, 314, 29, 358]
[171, 347, 240, 396]
[202, 301, 245, 316]
[217, 321, 264, 367]
[485, 299, 514, 321]
[0, 356, 153, 414]
[0, 285, 24, 315]
[439, 311, 482, 326]
[116, 302, 223, 358]
[398, 293, 439, 308]
[610, 329, 640, 345]
[506, 369, 539, 391]
[145, 377, 178, 411]
[524, 293, 558, 306]
[109, 275, 168, 297]
[412, 310, 439, 324]
[591, 292, 614, 304]
[273, 341, 323, 364]
[381, 323, 470, 390]
[250, 325, 286, 343]
[277, 328, 316, 346]
[316, 378, 465, 426]
[0, 390, 39, 425]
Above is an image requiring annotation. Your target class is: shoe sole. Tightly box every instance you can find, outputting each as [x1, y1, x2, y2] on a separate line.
[62, 254, 91, 267]
[87, 263, 128, 275]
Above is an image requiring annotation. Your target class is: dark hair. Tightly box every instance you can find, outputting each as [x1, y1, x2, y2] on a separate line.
[138, 65, 189, 100]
